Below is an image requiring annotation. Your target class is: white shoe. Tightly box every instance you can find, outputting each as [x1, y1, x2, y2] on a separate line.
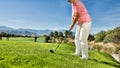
[81, 57, 88, 60]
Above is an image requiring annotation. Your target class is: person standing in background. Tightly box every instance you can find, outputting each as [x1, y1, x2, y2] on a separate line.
[0, 33, 2, 40]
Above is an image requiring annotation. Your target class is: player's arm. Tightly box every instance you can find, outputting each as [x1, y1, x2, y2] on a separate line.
[69, 12, 79, 31]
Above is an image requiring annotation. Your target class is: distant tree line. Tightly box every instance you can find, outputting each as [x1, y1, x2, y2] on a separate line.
[45, 30, 94, 43]
[0, 32, 32, 37]
[45, 26, 120, 44]
[44, 30, 73, 43]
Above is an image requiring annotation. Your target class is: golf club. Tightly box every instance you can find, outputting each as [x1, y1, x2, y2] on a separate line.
[50, 30, 71, 53]
[50, 40, 63, 53]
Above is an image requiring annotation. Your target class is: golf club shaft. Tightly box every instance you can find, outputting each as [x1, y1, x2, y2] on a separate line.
[54, 40, 63, 51]
[54, 30, 71, 51]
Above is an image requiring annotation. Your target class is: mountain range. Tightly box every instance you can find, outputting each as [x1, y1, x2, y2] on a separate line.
[0, 26, 60, 36]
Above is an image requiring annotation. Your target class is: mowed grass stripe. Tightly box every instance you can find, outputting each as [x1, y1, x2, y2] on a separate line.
[0, 37, 119, 68]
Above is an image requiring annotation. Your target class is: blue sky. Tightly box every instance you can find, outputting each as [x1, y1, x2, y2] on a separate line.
[0, 0, 120, 34]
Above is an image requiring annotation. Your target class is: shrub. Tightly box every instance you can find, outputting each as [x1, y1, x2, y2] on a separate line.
[104, 26, 120, 44]
[44, 36, 50, 43]
[95, 31, 106, 42]
[88, 34, 95, 41]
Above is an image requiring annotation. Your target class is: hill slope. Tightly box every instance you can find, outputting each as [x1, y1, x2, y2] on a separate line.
[0, 38, 119, 68]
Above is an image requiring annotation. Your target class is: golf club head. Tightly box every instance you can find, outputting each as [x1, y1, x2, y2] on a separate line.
[50, 49, 54, 53]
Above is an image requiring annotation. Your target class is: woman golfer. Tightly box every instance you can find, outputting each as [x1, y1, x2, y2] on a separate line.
[68, 0, 92, 59]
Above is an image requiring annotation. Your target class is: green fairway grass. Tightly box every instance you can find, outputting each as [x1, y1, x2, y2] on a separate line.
[0, 37, 119, 68]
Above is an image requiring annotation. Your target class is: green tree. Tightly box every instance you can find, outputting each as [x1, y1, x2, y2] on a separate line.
[45, 35, 50, 43]
[53, 31, 59, 43]
[1, 32, 6, 37]
[50, 32, 54, 37]
[58, 32, 63, 37]
[95, 31, 106, 42]
[104, 26, 120, 44]
[112, 26, 120, 44]
[58, 32, 64, 42]
[104, 30, 115, 43]
[88, 34, 95, 41]
[64, 30, 69, 38]
[50, 32, 55, 43]
[54, 31, 58, 38]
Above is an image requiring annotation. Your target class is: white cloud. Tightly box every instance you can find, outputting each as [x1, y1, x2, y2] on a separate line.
[99, 14, 120, 23]
[0, 19, 32, 29]
[95, 7, 120, 27]
[10, 19, 28, 24]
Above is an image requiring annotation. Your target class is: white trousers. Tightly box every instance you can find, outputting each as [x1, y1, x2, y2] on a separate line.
[74, 22, 92, 58]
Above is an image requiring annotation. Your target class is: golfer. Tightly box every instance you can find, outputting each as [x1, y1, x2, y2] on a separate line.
[68, 0, 92, 59]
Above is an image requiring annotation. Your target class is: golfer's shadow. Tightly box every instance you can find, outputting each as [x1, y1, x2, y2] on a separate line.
[88, 58, 120, 68]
